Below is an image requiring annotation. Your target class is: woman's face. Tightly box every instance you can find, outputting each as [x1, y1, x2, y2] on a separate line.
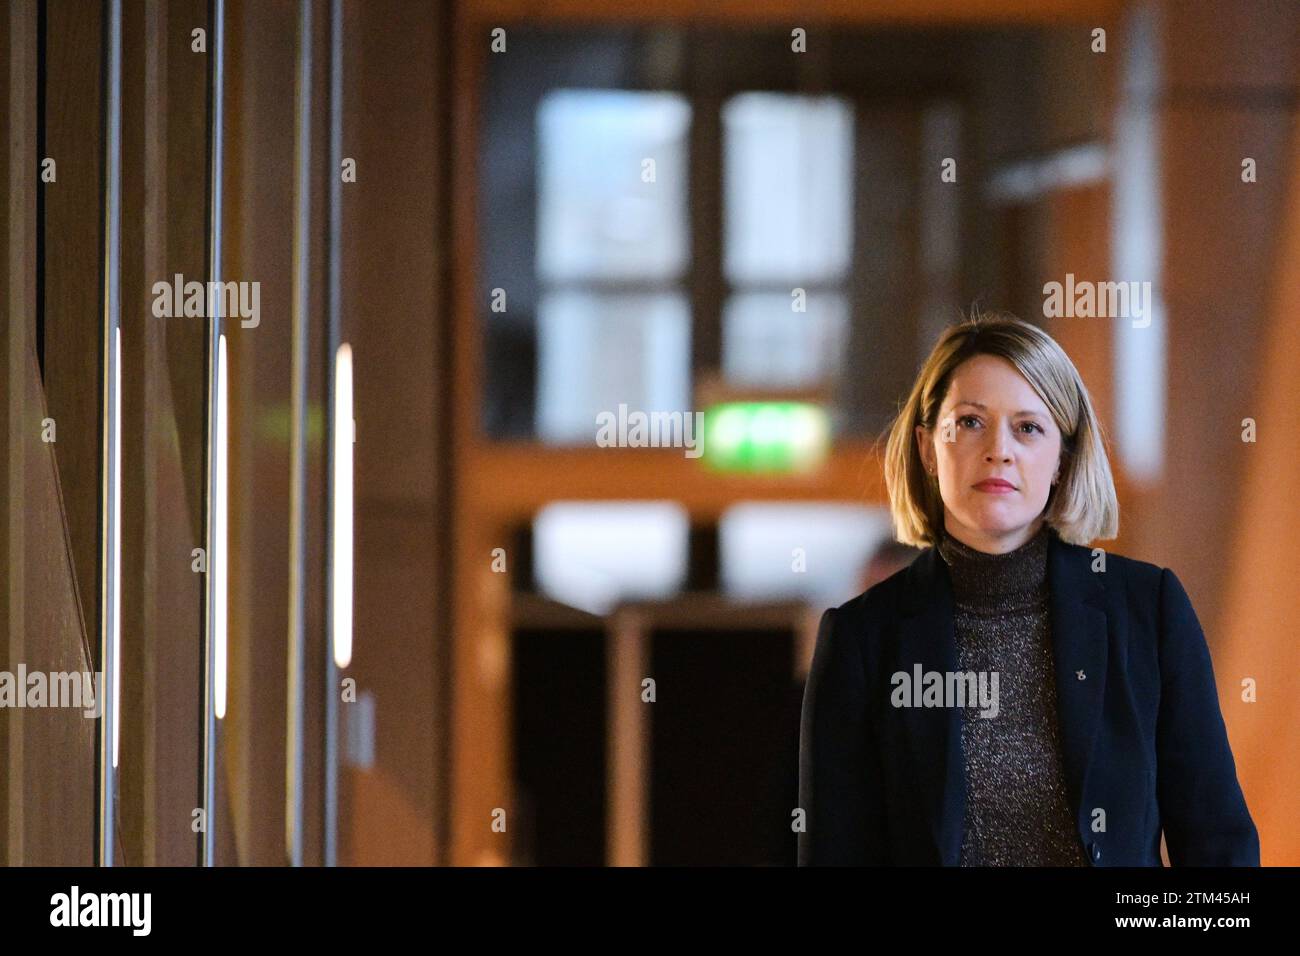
[915, 354, 1063, 554]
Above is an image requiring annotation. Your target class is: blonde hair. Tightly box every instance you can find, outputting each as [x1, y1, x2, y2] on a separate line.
[883, 310, 1119, 548]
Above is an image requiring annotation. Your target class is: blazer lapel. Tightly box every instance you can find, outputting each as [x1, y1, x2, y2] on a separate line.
[894, 530, 1109, 865]
[895, 547, 965, 865]
[1046, 532, 1109, 838]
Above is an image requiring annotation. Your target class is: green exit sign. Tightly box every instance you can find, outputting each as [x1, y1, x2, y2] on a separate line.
[702, 402, 830, 473]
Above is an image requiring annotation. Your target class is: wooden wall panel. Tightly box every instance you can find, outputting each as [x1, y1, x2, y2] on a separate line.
[1217, 104, 1300, 867]
[221, 0, 298, 866]
[341, 0, 449, 867]
[0, 0, 97, 867]
[1161, 0, 1300, 865]
[42, 0, 105, 660]
[1136, 0, 1300, 634]
[3, 0, 458, 868]
[5, 347, 99, 865]
[466, 0, 1121, 24]
[116, 0, 209, 867]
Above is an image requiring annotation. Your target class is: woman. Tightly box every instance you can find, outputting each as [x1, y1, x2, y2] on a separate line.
[797, 312, 1259, 866]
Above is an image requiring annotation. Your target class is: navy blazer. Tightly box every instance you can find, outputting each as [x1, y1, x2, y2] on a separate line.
[797, 527, 1260, 866]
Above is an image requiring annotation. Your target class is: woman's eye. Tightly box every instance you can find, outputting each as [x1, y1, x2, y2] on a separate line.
[958, 415, 980, 428]
[1019, 421, 1043, 434]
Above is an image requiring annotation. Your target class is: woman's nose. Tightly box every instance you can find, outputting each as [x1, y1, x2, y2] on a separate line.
[984, 425, 1013, 461]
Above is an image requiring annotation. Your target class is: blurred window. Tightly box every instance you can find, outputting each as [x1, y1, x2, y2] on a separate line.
[721, 94, 853, 391]
[719, 502, 893, 606]
[537, 90, 691, 282]
[532, 501, 690, 614]
[534, 91, 693, 444]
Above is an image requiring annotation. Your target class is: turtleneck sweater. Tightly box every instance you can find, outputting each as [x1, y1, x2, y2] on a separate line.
[936, 523, 1089, 866]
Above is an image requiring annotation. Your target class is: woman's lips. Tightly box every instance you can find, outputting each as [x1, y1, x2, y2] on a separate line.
[973, 480, 1016, 493]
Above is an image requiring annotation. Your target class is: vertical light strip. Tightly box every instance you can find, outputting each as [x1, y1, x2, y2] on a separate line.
[323, 0, 344, 869]
[99, 0, 122, 869]
[332, 345, 353, 671]
[112, 327, 121, 769]
[214, 334, 229, 721]
[1113, 1, 1165, 481]
[286, 0, 313, 868]
[202, 0, 226, 868]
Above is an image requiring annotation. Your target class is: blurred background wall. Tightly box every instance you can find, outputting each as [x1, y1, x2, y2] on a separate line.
[1, 0, 1296, 866]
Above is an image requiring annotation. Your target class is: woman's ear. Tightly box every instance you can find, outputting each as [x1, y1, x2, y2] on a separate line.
[914, 424, 934, 475]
